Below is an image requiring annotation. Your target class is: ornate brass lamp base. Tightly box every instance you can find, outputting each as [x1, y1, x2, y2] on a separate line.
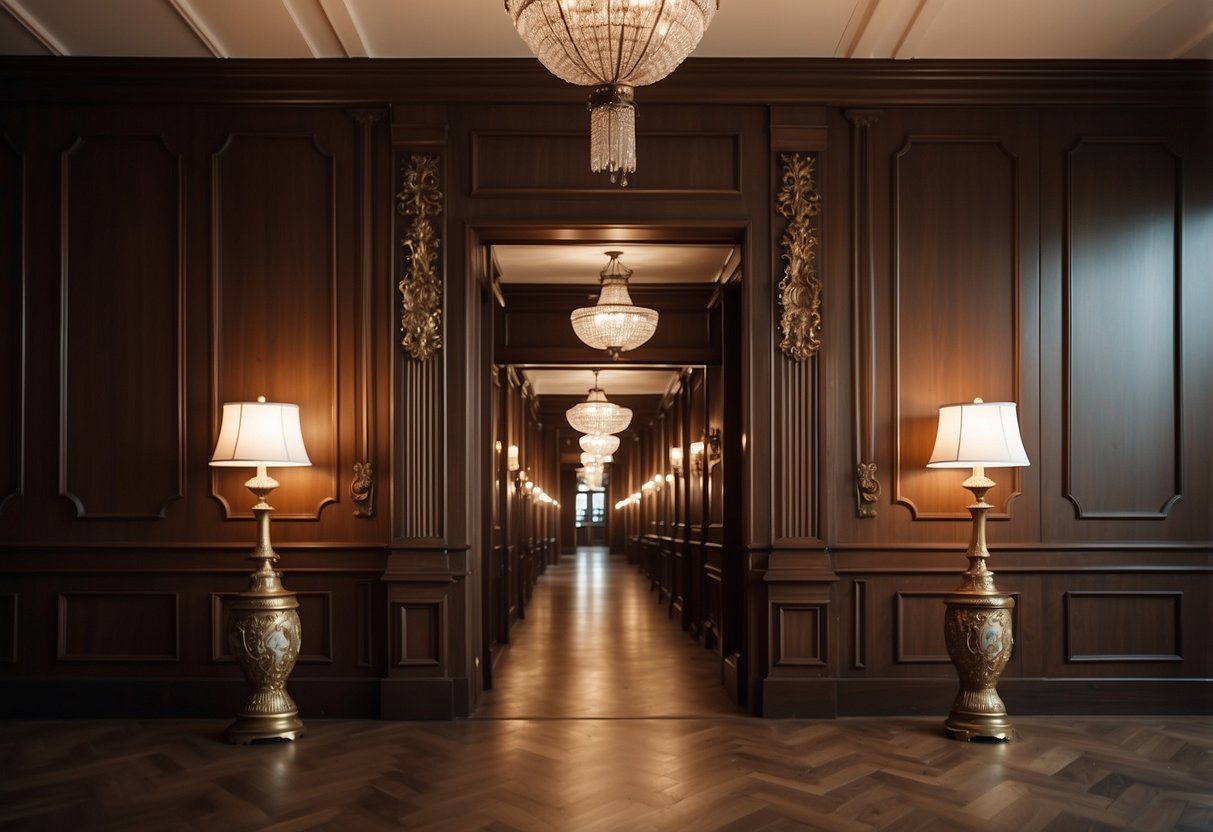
[225, 473, 305, 745]
[943, 594, 1016, 741]
[942, 475, 1016, 742]
[225, 593, 304, 744]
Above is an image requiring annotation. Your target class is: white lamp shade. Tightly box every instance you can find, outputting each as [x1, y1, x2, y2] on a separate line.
[210, 399, 311, 467]
[927, 400, 1029, 469]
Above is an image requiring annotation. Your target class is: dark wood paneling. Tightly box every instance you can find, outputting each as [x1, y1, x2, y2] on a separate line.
[893, 591, 953, 663]
[392, 600, 444, 668]
[892, 137, 1020, 519]
[0, 136, 21, 515]
[212, 132, 339, 520]
[3, 59, 1206, 108]
[1064, 591, 1182, 662]
[0, 592, 15, 662]
[1065, 140, 1182, 519]
[58, 592, 179, 661]
[472, 129, 741, 196]
[771, 603, 827, 666]
[60, 134, 183, 518]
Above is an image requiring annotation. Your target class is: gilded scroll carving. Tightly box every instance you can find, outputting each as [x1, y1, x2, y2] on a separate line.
[855, 461, 882, 518]
[397, 154, 443, 361]
[351, 460, 374, 517]
[776, 152, 823, 361]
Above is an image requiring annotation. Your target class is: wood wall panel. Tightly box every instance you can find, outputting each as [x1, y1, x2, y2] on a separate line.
[771, 603, 827, 666]
[893, 591, 951, 663]
[212, 132, 338, 519]
[1064, 591, 1182, 662]
[60, 134, 183, 518]
[775, 356, 818, 541]
[392, 600, 444, 667]
[0, 592, 14, 662]
[57, 592, 179, 661]
[892, 138, 1020, 520]
[0, 137, 20, 515]
[1065, 140, 1182, 519]
[471, 130, 741, 196]
[296, 591, 334, 663]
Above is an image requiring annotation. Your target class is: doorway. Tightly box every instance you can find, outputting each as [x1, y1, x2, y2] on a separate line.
[473, 226, 748, 715]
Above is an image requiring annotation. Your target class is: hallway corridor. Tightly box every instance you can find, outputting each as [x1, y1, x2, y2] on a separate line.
[477, 547, 740, 719]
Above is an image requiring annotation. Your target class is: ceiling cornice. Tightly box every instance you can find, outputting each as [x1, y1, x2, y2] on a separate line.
[1, 56, 1209, 107]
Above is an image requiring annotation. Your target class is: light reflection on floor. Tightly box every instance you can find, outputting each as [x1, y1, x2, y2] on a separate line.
[476, 546, 741, 719]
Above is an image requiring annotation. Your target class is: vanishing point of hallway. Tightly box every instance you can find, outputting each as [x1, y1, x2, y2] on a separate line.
[0, 548, 1210, 831]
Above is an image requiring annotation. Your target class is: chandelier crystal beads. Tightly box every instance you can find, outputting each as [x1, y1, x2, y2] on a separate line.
[505, 0, 717, 185]
[566, 371, 633, 435]
[570, 251, 659, 360]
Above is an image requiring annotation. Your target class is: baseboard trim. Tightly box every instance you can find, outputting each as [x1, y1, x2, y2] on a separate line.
[380, 677, 472, 720]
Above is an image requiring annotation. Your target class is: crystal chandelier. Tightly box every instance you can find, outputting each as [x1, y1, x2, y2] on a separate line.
[578, 464, 606, 490]
[566, 370, 633, 434]
[504, 0, 717, 186]
[579, 433, 620, 457]
[571, 251, 659, 360]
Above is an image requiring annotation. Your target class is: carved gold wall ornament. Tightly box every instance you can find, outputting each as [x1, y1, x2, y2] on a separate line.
[855, 461, 882, 518]
[776, 152, 823, 361]
[351, 461, 374, 517]
[397, 153, 443, 361]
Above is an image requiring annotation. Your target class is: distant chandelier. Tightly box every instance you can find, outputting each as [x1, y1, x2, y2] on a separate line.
[566, 370, 633, 435]
[579, 433, 620, 457]
[570, 251, 659, 360]
[504, 0, 717, 186]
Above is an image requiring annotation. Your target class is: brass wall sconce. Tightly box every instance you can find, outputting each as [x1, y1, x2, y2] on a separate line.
[927, 398, 1030, 742]
[689, 441, 705, 475]
[507, 444, 520, 472]
[209, 396, 311, 744]
[669, 447, 684, 477]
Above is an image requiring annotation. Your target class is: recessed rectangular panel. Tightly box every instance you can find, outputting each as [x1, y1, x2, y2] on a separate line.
[393, 601, 443, 667]
[60, 135, 183, 518]
[0, 592, 15, 662]
[472, 131, 741, 196]
[296, 592, 333, 663]
[773, 604, 827, 666]
[1066, 140, 1181, 518]
[894, 591, 950, 663]
[212, 132, 338, 519]
[893, 138, 1019, 519]
[0, 139, 21, 514]
[1065, 591, 1182, 662]
[58, 592, 179, 661]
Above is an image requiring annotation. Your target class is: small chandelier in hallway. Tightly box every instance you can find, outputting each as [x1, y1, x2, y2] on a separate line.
[579, 433, 619, 458]
[566, 370, 632, 435]
[570, 251, 659, 360]
[504, 0, 717, 185]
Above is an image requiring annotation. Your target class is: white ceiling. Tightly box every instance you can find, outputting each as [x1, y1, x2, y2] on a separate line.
[1, 0, 1209, 59]
[524, 368, 681, 399]
[494, 244, 736, 285]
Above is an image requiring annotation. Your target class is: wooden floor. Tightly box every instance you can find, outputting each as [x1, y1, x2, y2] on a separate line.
[1, 550, 1210, 831]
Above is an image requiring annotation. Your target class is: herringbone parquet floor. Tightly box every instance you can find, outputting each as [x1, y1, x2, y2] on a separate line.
[1, 549, 1210, 831]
